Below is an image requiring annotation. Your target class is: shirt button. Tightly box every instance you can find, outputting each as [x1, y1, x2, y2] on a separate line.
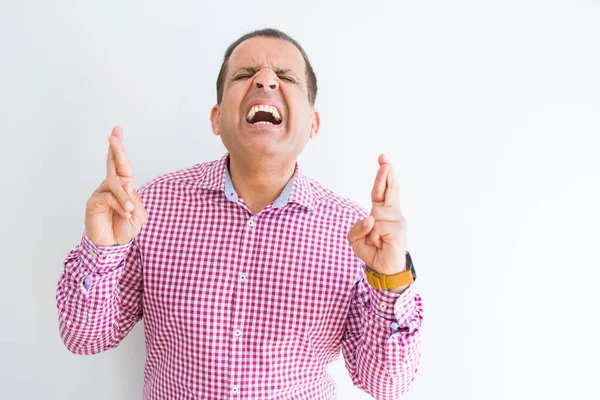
[231, 385, 239, 395]
[107, 254, 114, 260]
[247, 219, 255, 228]
[234, 329, 242, 337]
[240, 273, 247, 282]
[89, 252, 97, 259]
[379, 302, 388, 311]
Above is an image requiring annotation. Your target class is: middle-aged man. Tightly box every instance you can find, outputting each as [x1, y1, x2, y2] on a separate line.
[56, 28, 424, 400]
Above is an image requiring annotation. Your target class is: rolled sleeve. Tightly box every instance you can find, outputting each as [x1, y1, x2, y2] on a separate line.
[369, 285, 420, 335]
[75, 233, 133, 291]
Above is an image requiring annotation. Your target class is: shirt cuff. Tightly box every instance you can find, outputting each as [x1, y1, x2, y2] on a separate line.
[75, 233, 133, 287]
[370, 285, 418, 330]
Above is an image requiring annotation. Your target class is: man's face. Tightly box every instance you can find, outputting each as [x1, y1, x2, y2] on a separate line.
[210, 37, 320, 161]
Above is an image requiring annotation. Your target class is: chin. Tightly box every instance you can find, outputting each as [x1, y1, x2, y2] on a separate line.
[244, 144, 281, 157]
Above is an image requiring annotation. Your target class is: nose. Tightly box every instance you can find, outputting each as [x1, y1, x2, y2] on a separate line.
[254, 69, 279, 91]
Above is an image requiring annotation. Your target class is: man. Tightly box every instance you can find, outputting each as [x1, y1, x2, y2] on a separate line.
[56, 28, 423, 400]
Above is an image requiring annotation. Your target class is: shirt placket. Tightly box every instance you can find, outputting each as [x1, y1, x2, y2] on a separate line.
[228, 211, 259, 399]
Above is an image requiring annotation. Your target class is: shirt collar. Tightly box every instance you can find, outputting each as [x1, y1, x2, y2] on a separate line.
[199, 153, 315, 211]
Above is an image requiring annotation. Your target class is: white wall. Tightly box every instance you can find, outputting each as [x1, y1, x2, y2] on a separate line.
[1, 0, 599, 399]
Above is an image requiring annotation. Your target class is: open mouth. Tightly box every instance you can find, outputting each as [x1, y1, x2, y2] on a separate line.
[245, 104, 282, 125]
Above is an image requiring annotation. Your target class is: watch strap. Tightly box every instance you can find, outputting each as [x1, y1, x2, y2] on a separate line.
[364, 251, 416, 290]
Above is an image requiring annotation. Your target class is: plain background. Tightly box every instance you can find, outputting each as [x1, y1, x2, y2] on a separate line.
[1, 0, 599, 399]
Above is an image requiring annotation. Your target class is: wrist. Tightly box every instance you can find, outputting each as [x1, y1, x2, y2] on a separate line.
[364, 251, 416, 291]
[386, 284, 410, 294]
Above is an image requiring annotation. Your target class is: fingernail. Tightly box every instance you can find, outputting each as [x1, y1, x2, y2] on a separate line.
[363, 219, 369, 228]
[128, 186, 134, 195]
[125, 212, 132, 219]
[125, 201, 134, 211]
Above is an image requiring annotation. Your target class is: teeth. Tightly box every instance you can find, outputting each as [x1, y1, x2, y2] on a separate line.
[253, 121, 273, 125]
[272, 107, 281, 121]
[246, 104, 282, 122]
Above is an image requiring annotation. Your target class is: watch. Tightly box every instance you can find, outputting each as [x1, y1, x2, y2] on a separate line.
[364, 251, 416, 290]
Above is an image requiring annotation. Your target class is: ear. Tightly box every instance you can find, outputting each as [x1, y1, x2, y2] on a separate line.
[210, 105, 221, 136]
[309, 108, 321, 140]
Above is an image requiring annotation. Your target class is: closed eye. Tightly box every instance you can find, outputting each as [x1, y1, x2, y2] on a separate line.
[234, 74, 296, 83]
[279, 76, 295, 83]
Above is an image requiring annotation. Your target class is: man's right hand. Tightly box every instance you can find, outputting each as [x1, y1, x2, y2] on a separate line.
[85, 126, 148, 247]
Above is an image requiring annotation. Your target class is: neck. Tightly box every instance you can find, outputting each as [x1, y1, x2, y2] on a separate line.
[228, 154, 296, 214]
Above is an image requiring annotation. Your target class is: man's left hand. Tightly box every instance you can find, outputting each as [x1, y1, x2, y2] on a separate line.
[348, 154, 408, 282]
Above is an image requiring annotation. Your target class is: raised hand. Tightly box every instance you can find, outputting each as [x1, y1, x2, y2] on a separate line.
[347, 154, 408, 276]
[85, 126, 148, 246]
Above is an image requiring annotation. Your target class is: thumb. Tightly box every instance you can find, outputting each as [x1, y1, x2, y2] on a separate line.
[347, 215, 375, 244]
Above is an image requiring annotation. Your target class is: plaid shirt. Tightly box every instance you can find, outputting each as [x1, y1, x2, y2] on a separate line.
[56, 153, 423, 400]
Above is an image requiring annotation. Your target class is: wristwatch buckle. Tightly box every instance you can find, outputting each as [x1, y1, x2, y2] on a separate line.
[364, 267, 387, 290]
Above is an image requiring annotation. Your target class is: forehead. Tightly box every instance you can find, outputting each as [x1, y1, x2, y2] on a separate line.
[227, 37, 306, 76]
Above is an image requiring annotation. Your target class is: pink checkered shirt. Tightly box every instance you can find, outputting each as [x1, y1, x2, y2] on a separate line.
[56, 153, 423, 400]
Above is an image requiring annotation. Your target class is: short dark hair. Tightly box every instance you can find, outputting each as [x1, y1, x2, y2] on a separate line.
[216, 28, 318, 106]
